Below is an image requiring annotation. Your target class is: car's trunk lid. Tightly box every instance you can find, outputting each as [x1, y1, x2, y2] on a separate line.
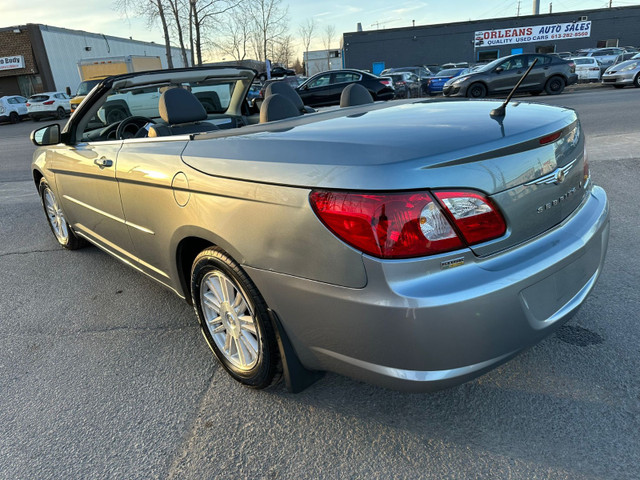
[183, 100, 588, 256]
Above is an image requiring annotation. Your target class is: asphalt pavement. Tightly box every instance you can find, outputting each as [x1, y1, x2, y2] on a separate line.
[1, 87, 639, 479]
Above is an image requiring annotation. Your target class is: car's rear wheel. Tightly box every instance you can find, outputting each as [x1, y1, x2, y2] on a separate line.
[634, 73, 640, 88]
[191, 247, 280, 389]
[56, 107, 66, 119]
[9, 112, 20, 123]
[467, 82, 487, 98]
[39, 178, 87, 250]
[545, 76, 565, 95]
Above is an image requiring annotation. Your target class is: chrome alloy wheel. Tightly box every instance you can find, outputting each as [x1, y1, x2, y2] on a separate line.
[43, 187, 69, 244]
[200, 271, 260, 371]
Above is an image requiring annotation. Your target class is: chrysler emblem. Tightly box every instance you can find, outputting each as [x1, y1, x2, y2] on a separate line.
[554, 170, 565, 184]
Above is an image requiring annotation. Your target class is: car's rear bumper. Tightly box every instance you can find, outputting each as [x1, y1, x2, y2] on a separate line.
[247, 185, 609, 392]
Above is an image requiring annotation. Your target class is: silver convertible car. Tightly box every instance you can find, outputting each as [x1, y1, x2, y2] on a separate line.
[31, 66, 609, 392]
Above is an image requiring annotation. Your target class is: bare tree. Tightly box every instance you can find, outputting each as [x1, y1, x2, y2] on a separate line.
[298, 18, 316, 75]
[323, 24, 336, 69]
[248, 0, 289, 66]
[272, 34, 294, 67]
[116, 0, 175, 68]
[167, 0, 190, 66]
[214, 7, 253, 61]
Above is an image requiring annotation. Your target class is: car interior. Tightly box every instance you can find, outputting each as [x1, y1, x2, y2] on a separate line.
[75, 68, 377, 144]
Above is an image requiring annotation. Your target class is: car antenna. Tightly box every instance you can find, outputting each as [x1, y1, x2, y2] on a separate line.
[490, 57, 538, 118]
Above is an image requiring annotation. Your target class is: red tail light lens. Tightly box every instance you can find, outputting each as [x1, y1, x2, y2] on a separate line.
[43, 100, 55, 105]
[310, 191, 463, 258]
[539, 130, 562, 145]
[434, 191, 506, 245]
[310, 190, 507, 259]
[26, 103, 31, 107]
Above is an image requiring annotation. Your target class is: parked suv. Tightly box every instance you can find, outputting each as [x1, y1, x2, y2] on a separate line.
[443, 53, 577, 98]
[27, 92, 71, 120]
[0, 95, 28, 124]
[381, 66, 433, 94]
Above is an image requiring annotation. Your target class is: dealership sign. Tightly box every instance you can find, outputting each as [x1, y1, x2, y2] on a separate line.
[475, 21, 591, 47]
[0, 55, 25, 71]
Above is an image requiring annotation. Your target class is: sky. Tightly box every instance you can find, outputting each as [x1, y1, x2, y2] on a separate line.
[2, 0, 639, 61]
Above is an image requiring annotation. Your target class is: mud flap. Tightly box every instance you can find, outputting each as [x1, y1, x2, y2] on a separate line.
[268, 309, 324, 393]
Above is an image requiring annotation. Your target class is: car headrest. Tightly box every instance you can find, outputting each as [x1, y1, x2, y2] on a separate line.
[259, 93, 302, 123]
[265, 81, 305, 112]
[340, 83, 374, 107]
[159, 88, 207, 125]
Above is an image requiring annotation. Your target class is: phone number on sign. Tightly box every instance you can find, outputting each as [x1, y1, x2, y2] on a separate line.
[551, 32, 590, 39]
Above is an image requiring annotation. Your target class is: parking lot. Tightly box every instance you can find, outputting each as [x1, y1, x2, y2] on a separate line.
[1, 86, 639, 479]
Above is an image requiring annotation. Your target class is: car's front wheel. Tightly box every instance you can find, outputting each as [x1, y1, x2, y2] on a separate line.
[56, 107, 66, 119]
[191, 247, 280, 389]
[634, 73, 640, 88]
[466, 82, 487, 98]
[39, 178, 87, 250]
[9, 112, 20, 123]
[545, 76, 565, 95]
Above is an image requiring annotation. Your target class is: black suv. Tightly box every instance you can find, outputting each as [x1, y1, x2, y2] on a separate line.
[258, 66, 296, 82]
[443, 54, 577, 98]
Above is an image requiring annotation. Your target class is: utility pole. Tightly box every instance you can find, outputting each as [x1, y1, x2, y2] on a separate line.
[549, 2, 552, 13]
[517, 0, 521, 16]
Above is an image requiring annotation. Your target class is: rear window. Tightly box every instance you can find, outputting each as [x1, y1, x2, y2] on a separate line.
[29, 95, 50, 102]
[574, 58, 594, 65]
[437, 68, 463, 77]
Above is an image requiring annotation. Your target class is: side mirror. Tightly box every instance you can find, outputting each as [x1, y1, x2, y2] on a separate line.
[495, 67, 504, 73]
[31, 124, 61, 146]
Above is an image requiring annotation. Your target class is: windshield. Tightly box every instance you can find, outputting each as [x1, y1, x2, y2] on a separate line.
[83, 79, 238, 134]
[29, 95, 50, 102]
[437, 68, 464, 77]
[76, 80, 102, 96]
[475, 57, 505, 72]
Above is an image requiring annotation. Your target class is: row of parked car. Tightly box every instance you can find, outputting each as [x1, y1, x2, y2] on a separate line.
[0, 91, 72, 124]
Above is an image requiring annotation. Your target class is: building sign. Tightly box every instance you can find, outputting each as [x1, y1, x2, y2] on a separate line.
[0, 55, 25, 71]
[475, 21, 591, 47]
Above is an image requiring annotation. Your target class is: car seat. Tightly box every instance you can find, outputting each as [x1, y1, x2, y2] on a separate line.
[339, 83, 374, 107]
[148, 88, 219, 137]
[259, 94, 302, 123]
[264, 82, 315, 114]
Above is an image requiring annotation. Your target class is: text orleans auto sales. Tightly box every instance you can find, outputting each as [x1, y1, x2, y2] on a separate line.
[475, 21, 592, 47]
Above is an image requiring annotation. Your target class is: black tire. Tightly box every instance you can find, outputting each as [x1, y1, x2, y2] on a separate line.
[466, 82, 487, 98]
[38, 178, 87, 250]
[634, 74, 640, 88]
[9, 111, 20, 124]
[545, 76, 565, 95]
[191, 247, 281, 389]
[56, 107, 66, 119]
[530, 90, 543, 96]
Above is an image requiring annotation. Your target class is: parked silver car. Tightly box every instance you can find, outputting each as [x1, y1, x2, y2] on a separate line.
[30, 66, 609, 392]
[601, 59, 640, 88]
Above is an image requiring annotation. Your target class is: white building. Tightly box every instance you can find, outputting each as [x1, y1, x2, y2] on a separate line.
[0, 23, 188, 97]
[303, 49, 343, 76]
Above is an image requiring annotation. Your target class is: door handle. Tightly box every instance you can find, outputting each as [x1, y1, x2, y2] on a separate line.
[94, 157, 113, 168]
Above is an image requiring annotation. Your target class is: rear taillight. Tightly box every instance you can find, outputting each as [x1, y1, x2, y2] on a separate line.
[380, 80, 391, 86]
[309, 190, 505, 259]
[539, 130, 562, 145]
[43, 100, 55, 105]
[434, 192, 506, 245]
[26, 103, 31, 107]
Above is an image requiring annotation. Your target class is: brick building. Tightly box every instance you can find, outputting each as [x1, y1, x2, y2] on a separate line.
[0, 24, 187, 97]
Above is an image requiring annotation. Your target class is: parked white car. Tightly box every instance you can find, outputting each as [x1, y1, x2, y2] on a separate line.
[27, 92, 71, 121]
[571, 57, 602, 82]
[0, 95, 28, 124]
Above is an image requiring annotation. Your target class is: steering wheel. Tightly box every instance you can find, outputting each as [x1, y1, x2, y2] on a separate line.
[115, 116, 156, 140]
